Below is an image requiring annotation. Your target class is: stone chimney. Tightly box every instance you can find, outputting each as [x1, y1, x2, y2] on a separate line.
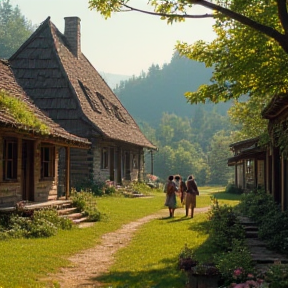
[64, 17, 81, 58]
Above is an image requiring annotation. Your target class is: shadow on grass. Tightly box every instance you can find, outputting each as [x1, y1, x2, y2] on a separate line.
[158, 216, 191, 223]
[212, 191, 242, 201]
[92, 259, 187, 288]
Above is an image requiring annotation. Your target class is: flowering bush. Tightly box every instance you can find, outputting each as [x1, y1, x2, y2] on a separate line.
[146, 174, 158, 182]
[145, 174, 160, 188]
[224, 269, 268, 288]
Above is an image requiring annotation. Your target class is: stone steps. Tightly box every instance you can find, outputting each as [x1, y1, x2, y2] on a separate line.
[57, 207, 78, 215]
[56, 202, 90, 225]
[239, 215, 288, 272]
[0, 199, 90, 226]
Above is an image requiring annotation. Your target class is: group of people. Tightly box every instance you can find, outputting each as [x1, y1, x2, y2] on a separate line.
[163, 174, 199, 218]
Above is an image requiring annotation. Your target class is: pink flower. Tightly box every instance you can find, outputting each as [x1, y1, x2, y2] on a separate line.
[247, 274, 254, 279]
[233, 268, 243, 276]
[232, 284, 245, 288]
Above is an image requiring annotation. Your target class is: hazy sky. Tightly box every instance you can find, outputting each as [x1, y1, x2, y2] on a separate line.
[9, 0, 216, 76]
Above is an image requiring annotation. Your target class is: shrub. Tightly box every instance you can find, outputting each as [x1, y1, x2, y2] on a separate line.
[214, 239, 255, 285]
[0, 208, 73, 240]
[33, 209, 73, 230]
[70, 188, 103, 222]
[225, 183, 244, 195]
[264, 263, 288, 288]
[73, 179, 109, 196]
[28, 218, 57, 238]
[208, 201, 245, 251]
[237, 189, 288, 254]
[237, 189, 278, 223]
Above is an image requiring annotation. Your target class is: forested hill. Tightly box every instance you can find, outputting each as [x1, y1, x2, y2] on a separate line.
[114, 54, 232, 127]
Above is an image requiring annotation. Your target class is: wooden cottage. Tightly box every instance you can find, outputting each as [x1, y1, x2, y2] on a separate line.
[262, 94, 288, 210]
[0, 60, 90, 207]
[9, 16, 156, 188]
[228, 137, 266, 191]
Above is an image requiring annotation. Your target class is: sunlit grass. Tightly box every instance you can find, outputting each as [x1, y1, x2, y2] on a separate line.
[0, 190, 165, 288]
[96, 187, 241, 288]
[0, 187, 241, 288]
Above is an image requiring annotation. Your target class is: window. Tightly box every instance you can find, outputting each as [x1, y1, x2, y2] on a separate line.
[78, 80, 102, 113]
[132, 154, 139, 169]
[101, 147, 109, 169]
[245, 159, 254, 187]
[96, 92, 127, 123]
[41, 145, 55, 178]
[3, 139, 17, 180]
[111, 104, 126, 123]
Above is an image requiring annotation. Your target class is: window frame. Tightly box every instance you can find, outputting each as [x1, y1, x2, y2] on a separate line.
[3, 138, 18, 181]
[101, 147, 109, 169]
[132, 154, 139, 169]
[40, 145, 55, 180]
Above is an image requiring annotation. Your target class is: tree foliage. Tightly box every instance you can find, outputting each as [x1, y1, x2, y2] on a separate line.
[91, 0, 288, 140]
[116, 54, 231, 127]
[0, 0, 35, 59]
[89, 1, 288, 54]
[141, 111, 233, 185]
[118, 56, 236, 185]
[209, 131, 233, 184]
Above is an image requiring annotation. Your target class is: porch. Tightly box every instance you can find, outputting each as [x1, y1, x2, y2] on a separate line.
[0, 199, 72, 213]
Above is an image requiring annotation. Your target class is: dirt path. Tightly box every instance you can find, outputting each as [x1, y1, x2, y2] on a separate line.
[45, 207, 210, 288]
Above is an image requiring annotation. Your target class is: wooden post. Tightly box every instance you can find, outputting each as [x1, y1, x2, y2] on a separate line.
[281, 154, 285, 211]
[235, 164, 237, 187]
[150, 150, 154, 175]
[65, 147, 70, 200]
[265, 146, 270, 193]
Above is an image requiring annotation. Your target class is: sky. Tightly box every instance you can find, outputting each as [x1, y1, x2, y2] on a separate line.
[9, 0, 216, 77]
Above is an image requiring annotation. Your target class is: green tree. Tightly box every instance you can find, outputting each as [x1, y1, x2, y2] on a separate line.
[191, 108, 234, 152]
[175, 2, 283, 138]
[139, 110, 234, 182]
[0, 0, 35, 59]
[158, 113, 193, 146]
[208, 131, 233, 185]
[154, 145, 176, 179]
[174, 139, 210, 185]
[89, 1, 288, 56]
[90, 1, 288, 139]
[228, 98, 269, 141]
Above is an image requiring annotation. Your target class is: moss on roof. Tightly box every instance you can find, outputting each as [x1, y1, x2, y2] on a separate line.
[0, 89, 49, 134]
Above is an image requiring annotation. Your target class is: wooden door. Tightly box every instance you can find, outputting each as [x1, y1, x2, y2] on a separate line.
[22, 140, 34, 201]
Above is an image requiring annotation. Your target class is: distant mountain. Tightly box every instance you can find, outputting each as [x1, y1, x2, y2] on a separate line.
[113, 54, 233, 127]
[100, 72, 131, 90]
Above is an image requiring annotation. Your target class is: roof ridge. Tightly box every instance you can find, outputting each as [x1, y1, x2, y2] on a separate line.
[9, 16, 51, 61]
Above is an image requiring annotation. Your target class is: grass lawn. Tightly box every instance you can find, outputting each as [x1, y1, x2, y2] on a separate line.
[96, 186, 241, 288]
[0, 186, 241, 288]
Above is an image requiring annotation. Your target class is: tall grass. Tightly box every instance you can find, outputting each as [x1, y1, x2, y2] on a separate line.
[0, 186, 240, 288]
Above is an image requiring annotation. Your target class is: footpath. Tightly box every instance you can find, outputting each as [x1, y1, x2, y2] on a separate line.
[239, 216, 288, 273]
[45, 206, 210, 288]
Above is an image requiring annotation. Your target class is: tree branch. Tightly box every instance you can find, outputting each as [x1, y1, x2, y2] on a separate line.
[189, 0, 288, 52]
[119, 0, 288, 53]
[122, 3, 214, 19]
[277, 0, 288, 36]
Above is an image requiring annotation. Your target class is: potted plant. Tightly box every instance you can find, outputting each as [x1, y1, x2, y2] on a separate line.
[188, 263, 221, 288]
[178, 245, 198, 271]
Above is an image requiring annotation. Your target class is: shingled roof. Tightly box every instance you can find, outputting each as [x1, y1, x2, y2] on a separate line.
[0, 59, 90, 148]
[9, 16, 156, 150]
[262, 93, 288, 120]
